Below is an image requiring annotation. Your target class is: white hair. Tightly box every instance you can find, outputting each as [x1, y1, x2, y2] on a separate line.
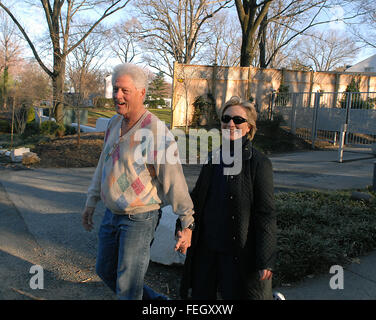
[112, 63, 149, 93]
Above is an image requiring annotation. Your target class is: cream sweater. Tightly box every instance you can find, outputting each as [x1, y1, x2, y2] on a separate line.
[85, 111, 194, 229]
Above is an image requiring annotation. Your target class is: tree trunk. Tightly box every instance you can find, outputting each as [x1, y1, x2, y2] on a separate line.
[259, 14, 268, 68]
[240, 34, 254, 67]
[52, 55, 66, 124]
[2, 66, 8, 109]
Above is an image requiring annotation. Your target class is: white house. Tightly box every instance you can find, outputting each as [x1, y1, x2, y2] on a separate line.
[345, 54, 376, 73]
[104, 74, 113, 99]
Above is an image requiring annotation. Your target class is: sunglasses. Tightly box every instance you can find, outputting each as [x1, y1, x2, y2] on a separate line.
[221, 115, 247, 125]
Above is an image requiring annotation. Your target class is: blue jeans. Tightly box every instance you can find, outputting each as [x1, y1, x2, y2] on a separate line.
[96, 208, 166, 300]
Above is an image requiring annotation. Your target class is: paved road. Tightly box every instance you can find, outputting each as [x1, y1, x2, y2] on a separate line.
[0, 149, 375, 300]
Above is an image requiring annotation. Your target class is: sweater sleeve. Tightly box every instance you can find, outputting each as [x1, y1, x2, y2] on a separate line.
[85, 121, 112, 208]
[85, 148, 106, 208]
[153, 133, 194, 229]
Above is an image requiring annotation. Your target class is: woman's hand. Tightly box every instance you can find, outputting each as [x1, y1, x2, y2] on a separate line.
[259, 269, 273, 281]
[174, 228, 192, 254]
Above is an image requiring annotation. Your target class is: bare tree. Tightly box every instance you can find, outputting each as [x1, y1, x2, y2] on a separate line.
[0, 0, 131, 124]
[292, 30, 359, 71]
[234, 0, 345, 67]
[67, 25, 107, 100]
[109, 18, 141, 64]
[135, 0, 232, 77]
[199, 12, 241, 67]
[0, 11, 23, 108]
[343, 0, 376, 49]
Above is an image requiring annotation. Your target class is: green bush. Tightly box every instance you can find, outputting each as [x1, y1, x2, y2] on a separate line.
[145, 98, 166, 109]
[40, 120, 60, 136]
[26, 106, 35, 123]
[274, 190, 376, 286]
[275, 84, 290, 106]
[56, 123, 66, 137]
[64, 125, 77, 135]
[94, 97, 113, 109]
[192, 94, 219, 128]
[22, 121, 40, 138]
[0, 119, 10, 133]
[257, 113, 284, 130]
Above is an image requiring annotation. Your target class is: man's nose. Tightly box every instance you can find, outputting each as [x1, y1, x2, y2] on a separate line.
[113, 89, 122, 99]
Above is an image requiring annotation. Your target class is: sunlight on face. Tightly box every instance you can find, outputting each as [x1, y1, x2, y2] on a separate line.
[221, 105, 250, 140]
[112, 75, 145, 118]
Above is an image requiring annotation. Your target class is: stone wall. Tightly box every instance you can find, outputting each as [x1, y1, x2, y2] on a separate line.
[171, 62, 376, 128]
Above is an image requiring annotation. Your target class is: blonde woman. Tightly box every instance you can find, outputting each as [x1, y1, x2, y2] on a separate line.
[180, 96, 277, 300]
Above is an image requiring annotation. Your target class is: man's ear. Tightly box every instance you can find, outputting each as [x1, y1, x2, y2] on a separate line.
[140, 88, 146, 100]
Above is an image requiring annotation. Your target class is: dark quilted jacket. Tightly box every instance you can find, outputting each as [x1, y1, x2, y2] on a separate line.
[180, 140, 277, 299]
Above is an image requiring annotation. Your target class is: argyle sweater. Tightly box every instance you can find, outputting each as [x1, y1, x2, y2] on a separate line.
[85, 111, 194, 229]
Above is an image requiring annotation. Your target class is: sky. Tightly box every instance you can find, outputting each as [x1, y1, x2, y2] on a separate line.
[3, 1, 375, 70]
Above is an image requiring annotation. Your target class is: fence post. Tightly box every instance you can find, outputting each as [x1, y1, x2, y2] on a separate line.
[345, 92, 352, 144]
[291, 93, 297, 134]
[333, 132, 337, 146]
[270, 90, 276, 120]
[269, 90, 276, 120]
[311, 92, 320, 149]
[338, 123, 347, 163]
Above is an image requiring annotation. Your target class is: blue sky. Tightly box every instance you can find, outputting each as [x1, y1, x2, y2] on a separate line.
[5, 1, 376, 68]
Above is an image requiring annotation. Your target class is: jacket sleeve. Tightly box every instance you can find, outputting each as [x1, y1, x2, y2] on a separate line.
[253, 156, 277, 271]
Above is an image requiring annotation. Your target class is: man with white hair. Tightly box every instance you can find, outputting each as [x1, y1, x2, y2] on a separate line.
[82, 63, 195, 300]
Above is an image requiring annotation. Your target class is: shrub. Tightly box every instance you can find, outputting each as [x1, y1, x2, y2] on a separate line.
[65, 125, 77, 135]
[273, 190, 376, 286]
[192, 94, 219, 128]
[145, 98, 166, 109]
[0, 119, 10, 133]
[22, 121, 40, 139]
[40, 120, 60, 136]
[94, 97, 114, 109]
[340, 77, 375, 109]
[257, 113, 284, 130]
[275, 84, 290, 106]
[56, 123, 66, 137]
[26, 106, 36, 123]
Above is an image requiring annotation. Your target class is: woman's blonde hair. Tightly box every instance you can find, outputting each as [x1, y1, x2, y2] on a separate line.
[221, 96, 258, 141]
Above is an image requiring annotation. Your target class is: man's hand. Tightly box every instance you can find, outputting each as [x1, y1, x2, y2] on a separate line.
[174, 228, 192, 254]
[82, 207, 95, 232]
[259, 269, 273, 281]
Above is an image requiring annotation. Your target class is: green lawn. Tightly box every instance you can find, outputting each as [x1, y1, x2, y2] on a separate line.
[87, 107, 171, 126]
[147, 108, 172, 124]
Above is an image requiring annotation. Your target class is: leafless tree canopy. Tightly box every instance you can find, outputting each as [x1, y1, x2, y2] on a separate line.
[67, 24, 108, 100]
[234, 0, 352, 67]
[134, 0, 232, 77]
[198, 12, 241, 67]
[288, 30, 359, 71]
[341, 0, 376, 49]
[109, 18, 142, 64]
[0, 0, 130, 123]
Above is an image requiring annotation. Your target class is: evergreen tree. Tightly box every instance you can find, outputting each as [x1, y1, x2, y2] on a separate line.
[146, 71, 169, 108]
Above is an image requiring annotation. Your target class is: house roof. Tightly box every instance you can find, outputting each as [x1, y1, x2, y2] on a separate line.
[346, 54, 376, 72]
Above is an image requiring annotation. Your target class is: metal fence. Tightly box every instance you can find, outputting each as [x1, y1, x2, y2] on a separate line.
[270, 91, 376, 149]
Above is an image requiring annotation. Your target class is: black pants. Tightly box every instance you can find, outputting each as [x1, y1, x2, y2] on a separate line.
[191, 244, 272, 300]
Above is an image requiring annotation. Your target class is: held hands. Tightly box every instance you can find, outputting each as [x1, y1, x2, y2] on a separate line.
[82, 207, 95, 232]
[174, 228, 192, 255]
[259, 269, 273, 281]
